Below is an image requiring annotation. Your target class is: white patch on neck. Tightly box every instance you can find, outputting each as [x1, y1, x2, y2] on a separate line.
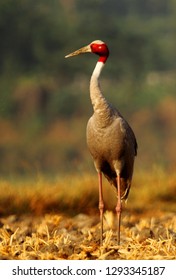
[92, 61, 104, 78]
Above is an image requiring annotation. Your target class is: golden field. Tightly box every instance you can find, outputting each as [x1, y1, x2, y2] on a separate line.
[0, 167, 175, 260]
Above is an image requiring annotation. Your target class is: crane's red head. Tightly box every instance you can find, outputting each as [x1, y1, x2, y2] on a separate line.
[65, 40, 109, 64]
[90, 40, 109, 63]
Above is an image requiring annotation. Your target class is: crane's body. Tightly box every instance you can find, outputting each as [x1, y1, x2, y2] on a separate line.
[87, 61, 136, 196]
[65, 40, 137, 245]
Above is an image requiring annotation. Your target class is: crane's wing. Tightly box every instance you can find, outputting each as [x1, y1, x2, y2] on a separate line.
[115, 112, 137, 157]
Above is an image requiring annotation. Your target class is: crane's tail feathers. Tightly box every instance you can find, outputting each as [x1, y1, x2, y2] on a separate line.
[105, 175, 131, 201]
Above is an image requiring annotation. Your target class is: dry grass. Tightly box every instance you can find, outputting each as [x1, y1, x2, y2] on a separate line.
[0, 168, 176, 260]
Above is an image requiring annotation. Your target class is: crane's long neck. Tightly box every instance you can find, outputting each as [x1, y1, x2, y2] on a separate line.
[90, 61, 113, 126]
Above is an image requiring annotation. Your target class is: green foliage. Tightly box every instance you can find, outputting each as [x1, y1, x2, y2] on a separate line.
[0, 0, 176, 174]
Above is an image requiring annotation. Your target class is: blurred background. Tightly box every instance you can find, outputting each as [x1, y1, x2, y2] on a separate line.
[0, 0, 176, 177]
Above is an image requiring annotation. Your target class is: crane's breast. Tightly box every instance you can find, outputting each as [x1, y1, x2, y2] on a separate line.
[86, 115, 136, 171]
[86, 115, 136, 200]
[86, 117, 125, 161]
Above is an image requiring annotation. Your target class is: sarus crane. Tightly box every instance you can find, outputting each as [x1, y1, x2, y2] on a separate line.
[65, 40, 137, 245]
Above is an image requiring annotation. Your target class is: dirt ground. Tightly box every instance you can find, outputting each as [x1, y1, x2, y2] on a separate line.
[0, 171, 176, 260]
[0, 210, 175, 260]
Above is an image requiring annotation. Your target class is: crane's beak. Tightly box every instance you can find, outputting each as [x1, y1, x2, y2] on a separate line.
[65, 45, 91, 58]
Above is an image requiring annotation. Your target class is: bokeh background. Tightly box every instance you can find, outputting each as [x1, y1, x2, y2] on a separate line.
[0, 0, 176, 177]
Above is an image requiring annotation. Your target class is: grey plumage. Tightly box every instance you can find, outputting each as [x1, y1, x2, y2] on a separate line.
[87, 108, 137, 200]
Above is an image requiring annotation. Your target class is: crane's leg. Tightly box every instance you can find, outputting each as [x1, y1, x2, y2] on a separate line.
[115, 175, 122, 245]
[98, 172, 104, 246]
